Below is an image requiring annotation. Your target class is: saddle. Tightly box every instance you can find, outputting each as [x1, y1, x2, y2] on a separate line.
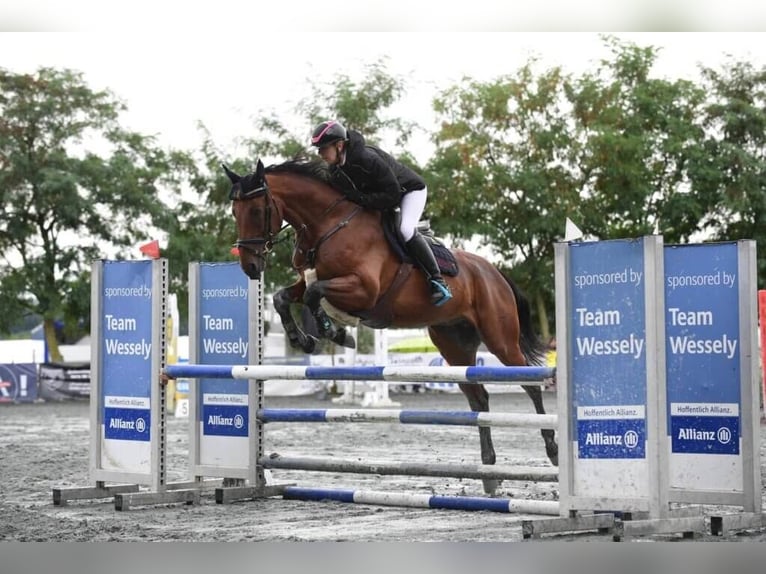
[382, 209, 459, 277]
[348, 210, 459, 329]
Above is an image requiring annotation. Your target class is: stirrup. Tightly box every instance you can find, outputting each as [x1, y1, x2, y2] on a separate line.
[429, 279, 452, 306]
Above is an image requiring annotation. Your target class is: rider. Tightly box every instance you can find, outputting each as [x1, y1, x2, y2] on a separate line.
[311, 119, 452, 306]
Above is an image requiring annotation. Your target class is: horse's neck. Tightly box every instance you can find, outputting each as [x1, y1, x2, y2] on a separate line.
[272, 176, 361, 239]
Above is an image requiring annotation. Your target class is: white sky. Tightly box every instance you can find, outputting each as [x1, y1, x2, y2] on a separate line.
[1, 31, 765, 164]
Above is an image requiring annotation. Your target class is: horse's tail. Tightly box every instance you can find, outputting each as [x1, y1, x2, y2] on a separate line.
[501, 271, 547, 367]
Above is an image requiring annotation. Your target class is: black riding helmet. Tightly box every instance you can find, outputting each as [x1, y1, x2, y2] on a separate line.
[311, 120, 348, 148]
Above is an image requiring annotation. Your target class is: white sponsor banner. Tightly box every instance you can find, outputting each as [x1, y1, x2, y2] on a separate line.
[577, 405, 645, 420]
[202, 393, 248, 406]
[670, 402, 739, 416]
[105, 395, 150, 409]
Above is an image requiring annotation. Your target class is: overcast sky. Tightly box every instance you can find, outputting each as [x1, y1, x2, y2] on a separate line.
[1, 31, 764, 165]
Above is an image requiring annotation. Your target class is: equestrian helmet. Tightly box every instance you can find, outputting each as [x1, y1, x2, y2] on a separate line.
[311, 120, 348, 148]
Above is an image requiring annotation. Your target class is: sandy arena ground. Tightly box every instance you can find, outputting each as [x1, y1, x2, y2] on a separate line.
[1, 390, 765, 542]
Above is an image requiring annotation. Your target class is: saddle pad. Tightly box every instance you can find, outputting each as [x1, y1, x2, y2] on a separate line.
[382, 213, 459, 277]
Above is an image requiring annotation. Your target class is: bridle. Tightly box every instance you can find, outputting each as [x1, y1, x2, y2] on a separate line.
[230, 171, 363, 270]
[230, 181, 287, 260]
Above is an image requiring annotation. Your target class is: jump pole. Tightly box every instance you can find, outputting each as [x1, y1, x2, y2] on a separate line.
[164, 364, 555, 383]
[282, 487, 560, 515]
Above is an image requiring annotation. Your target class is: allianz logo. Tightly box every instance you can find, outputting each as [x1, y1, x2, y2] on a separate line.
[207, 414, 246, 429]
[677, 427, 732, 444]
[108, 417, 147, 433]
[584, 430, 640, 448]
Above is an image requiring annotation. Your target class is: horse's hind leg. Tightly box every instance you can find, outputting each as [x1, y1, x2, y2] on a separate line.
[473, 295, 559, 467]
[521, 385, 558, 466]
[428, 323, 499, 495]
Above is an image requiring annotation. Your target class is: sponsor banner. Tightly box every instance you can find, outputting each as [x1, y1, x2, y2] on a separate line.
[577, 418, 646, 459]
[202, 404, 248, 437]
[37, 362, 89, 401]
[104, 407, 150, 441]
[104, 396, 151, 441]
[195, 263, 251, 468]
[664, 243, 741, 455]
[670, 415, 739, 454]
[570, 239, 648, 460]
[101, 261, 153, 401]
[0, 363, 37, 403]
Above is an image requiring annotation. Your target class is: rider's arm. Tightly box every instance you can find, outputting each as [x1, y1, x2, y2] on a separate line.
[358, 149, 402, 210]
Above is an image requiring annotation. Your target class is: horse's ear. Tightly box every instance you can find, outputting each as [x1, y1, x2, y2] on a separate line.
[222, 163, 241, 184]
[255, 158, 265, 181]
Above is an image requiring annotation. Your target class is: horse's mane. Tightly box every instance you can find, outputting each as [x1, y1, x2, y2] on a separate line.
[265, 157, 333, 186]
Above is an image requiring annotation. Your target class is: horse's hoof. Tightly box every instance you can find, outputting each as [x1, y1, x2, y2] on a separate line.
[547, 442, 559, 467]
[335, 330, 355, 349]
[300, 336, 317, 354]
[288, 338, 302, 350]
[482, 479, 499, 495]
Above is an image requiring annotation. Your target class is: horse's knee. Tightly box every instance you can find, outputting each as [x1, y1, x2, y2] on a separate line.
[273, 289, 292, 316]
[303, 282, 322, 308]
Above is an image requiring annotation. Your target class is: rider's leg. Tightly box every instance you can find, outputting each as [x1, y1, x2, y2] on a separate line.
[400, 187, 452, 306]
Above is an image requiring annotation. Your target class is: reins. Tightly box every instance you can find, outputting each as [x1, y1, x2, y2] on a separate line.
[232, 174, 362, 270]
[292, 197, 363, 270]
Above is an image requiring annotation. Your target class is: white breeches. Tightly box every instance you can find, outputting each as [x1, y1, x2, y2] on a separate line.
[399, 186, 427, 242]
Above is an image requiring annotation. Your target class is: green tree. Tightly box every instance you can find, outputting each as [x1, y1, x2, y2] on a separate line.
[688, 59, 766, 279]
[566, 36, 707, 243]
[427, 62, 578, 338]
[426, 37, 711, 337]
[0, 67, 189, 360]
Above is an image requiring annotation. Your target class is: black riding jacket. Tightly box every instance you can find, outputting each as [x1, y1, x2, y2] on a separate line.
[329, 129, 426, 210]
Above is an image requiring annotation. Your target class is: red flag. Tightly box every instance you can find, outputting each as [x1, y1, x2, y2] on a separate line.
[230, 247, 240, 257]
[139, 239, 161, 259]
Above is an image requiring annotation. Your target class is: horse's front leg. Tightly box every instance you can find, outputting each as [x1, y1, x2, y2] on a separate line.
[303, 274, 371, 349]
[273, 278, 319, 354]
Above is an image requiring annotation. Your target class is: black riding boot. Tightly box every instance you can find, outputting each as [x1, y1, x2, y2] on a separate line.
[405, 233, 452, 306]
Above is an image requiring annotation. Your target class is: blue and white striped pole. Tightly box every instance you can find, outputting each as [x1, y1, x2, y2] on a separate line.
[164, 364, 555, 384]
[283, 487, 560, 515]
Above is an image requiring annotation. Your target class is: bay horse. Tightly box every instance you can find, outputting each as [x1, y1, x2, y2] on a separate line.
[225, 158, 557, 493]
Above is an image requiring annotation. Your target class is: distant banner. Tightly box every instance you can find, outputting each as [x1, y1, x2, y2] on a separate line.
[37, 362, 90, 401]
[0, 363, 38, 403]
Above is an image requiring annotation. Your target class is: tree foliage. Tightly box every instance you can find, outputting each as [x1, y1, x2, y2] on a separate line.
[4, 39, 766, 355]
[689, 59, 766, 276]
[0, 67, 191, 359]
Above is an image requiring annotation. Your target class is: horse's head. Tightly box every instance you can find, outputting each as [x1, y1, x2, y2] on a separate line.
[225, 159, 282, 280]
